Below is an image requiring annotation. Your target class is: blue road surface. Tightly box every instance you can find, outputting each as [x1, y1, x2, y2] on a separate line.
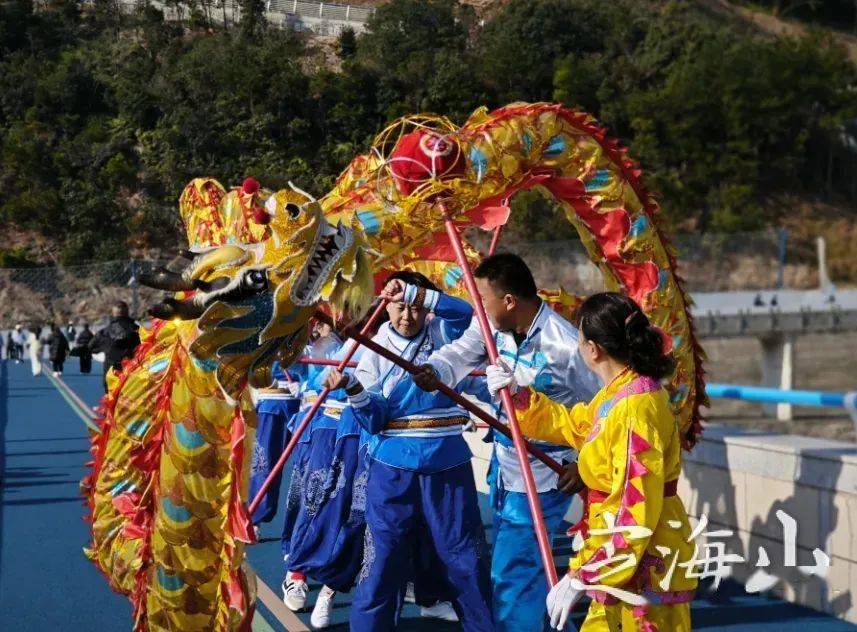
[0, 360, 131, 629]
[1, 359, 855, 631]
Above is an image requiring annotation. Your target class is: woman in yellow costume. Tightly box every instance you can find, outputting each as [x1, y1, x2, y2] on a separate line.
[486, 292, 697, 631]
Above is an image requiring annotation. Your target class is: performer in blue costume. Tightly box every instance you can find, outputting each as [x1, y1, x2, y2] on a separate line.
[326, 271, 493, 632]
[278, 324, 345, 613]
[414, 253, 600, 632]
[249, 361, 301, 529]
[285, 336, 366, 628]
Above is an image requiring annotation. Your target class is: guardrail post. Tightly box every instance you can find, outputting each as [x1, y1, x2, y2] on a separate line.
[817, 235, 833, 292]
[760, 332, 795, 421]
[776, 228, 788, 289]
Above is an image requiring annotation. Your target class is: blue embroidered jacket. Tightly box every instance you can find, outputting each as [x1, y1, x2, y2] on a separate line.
[349, 287, 475, 473]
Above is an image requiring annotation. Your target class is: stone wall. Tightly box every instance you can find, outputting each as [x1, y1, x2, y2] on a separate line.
[464, 422, 857, 622]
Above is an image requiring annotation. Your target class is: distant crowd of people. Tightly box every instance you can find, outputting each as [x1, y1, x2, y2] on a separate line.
[1, 301, 140, 389]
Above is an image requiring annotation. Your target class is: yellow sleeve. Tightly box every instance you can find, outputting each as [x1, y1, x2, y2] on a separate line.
[514, 387, 593, 450]
[570, 396, 666, 588]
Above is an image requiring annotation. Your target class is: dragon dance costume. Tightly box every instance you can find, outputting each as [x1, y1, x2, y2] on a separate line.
[514, 369, 697, 631]
[85, 103, 706, 632]
[427, 300, 600, 631]
[347, 284, 493, 632]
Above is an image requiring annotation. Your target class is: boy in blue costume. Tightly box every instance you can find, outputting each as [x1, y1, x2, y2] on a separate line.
[285, 335, 366, 627]
[249, 361, 301, 528]
[325, 271, 493, 632]
[414, 253, 600, 632]
[277, 324, 345, 613]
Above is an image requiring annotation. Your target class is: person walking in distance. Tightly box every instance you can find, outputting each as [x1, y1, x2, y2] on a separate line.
[27, 324, 42, 376]
[10, 324, 24, 363]
[73, 323, 95, 374]
[48, 323, 69, 376]
[90, 301, 140, 392]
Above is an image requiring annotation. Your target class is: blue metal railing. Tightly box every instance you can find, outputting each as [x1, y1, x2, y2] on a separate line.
[706, 383, 857, 434]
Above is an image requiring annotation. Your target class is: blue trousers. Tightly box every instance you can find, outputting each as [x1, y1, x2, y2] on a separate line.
[249, 397, 300, 524]
[488, 457, 571, 632]
[287, 422, 365, 589]
[350, 460, 494, 632]
[280, 405, 315, 561]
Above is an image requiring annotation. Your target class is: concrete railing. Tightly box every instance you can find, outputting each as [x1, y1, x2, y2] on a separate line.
[681, 424, 857, 623]
[105, 0, 375, 35]
[464, 423, 857, 623]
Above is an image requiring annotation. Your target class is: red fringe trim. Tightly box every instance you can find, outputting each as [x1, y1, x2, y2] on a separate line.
[80, 319, 175, 632]
[467, 103, 706, 449]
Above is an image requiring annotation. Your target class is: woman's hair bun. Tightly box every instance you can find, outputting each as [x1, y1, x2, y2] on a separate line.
[580, 293, 674, 380]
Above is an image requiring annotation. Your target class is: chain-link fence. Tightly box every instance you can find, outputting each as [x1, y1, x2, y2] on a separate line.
[0, 230, 834, 328]
[488, 229, 824, 295]
[0, 259, 171, 329]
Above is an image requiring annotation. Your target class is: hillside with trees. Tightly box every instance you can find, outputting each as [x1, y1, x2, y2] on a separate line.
[0, 0, 855, 279]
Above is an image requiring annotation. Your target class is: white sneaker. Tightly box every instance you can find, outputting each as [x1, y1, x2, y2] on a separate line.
[310, 586, 335, 629]
[253, 525, 261, 540]
[53, 371, 59, 377]
[282, 574, 308, 611]
[404, 582, 416, 604]
[420, 601, 459, 622]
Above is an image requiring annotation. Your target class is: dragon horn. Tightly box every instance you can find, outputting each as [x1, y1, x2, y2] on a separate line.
[287, 181, 316, 203]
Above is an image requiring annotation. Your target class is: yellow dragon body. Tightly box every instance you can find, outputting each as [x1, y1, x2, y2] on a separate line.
[84, 103, 705, 631]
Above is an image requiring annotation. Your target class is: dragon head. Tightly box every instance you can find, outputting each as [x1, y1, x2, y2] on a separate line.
[143, 185, 373, 399]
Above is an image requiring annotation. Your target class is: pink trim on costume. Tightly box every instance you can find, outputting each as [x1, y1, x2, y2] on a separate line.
[616, 375, 660, 398]
[630, 431, 651, 455]
[511, 388, 531, 411]
[585, 588, 694, 610]
[585, 589, 618, 605]
[624, 481, 645, 506]
[628, 458, 649, 478]
[616, 507, 638, 528]
[579, 548, 608, 583]
[641, 621, 659, 632]
[611, 532, 628, 550]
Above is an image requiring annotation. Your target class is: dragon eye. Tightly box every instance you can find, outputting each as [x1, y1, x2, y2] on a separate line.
[245, 269, 268, 290]
[285, 203, 301, 220]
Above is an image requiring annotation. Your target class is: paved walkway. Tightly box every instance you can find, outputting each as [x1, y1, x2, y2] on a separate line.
[0, 360, 130, 629]
[1, 359, 855, 630]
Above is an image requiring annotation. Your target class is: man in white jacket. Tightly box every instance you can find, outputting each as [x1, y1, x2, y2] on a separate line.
[414, 253, 600, 632]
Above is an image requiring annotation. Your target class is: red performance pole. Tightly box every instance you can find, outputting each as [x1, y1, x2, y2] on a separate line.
[246, 300, 389, 519]
[314, 311, 562, 474]
[439, 204, 559, 587]
[298, 357, 357, 368]
[487, 225, 503, 256]
[298, 357, 486, 378]
[488, 225, 504, 256]
[486, 197, 508, 256]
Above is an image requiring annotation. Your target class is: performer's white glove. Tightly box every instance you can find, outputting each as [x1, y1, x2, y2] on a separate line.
[486, 360, 517, 398]
[546, 573, 584, 630]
